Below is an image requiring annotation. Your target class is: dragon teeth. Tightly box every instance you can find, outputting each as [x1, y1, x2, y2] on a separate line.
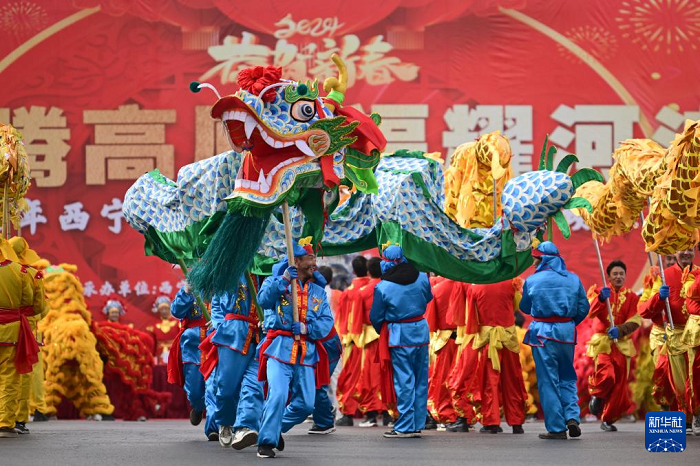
[295, 140, 316, 157]
[244, 116, 257, 139]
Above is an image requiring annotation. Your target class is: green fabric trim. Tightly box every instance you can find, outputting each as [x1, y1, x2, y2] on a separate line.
[319, 228, 378, 257]
[555, 154, 579, 174]
[376, 221, 532, 283]
[538, 135, 549, 171]
[564, 197, 593, 213]
[147, 169, 176, 187]
[327, 90, 345, 105]
[345, 165, 378, 194]
[552, 210, 571, 239]
[143, 210, 226, 266]
[571, 168, 604, 190]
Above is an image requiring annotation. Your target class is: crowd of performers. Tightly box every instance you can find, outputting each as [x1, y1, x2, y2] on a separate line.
[2, 235, 700, 457]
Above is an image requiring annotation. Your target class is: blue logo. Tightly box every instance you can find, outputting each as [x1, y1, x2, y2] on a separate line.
[645, 411, 686, 452]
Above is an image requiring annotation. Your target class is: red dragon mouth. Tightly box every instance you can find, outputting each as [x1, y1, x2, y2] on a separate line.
[212, 96, 323, 195]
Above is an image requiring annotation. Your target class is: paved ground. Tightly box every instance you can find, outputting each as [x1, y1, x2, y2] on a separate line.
[4, 419, 699, 466]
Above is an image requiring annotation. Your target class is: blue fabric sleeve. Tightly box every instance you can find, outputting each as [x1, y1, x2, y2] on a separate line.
[258, 276, 288, 310]
[519, 281, 532, 315]
[171, 287, 194, 319]
[574, 282, 590, 325]
[369, 286, 386, 334]
[307, 291, 334, 340]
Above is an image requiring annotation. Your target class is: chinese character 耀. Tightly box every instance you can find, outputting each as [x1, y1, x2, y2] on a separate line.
[101, 198, 124, 234]
[12, 106, 70, 188]
[442, 104, 533, 173]
[548, 105, 639, 178]
[84, 104, 176, 185]
[59, 202, 90, 232]
[20, 199, 48, 235]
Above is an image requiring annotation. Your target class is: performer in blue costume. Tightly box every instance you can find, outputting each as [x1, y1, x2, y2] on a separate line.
[305, 266, 343, 435]
[201, 275, 264, 450]
[255, 238, 335, 458]
[519, 241, 590, 440]
[169, 286, 209, 434]
[369, 245, 433, 439]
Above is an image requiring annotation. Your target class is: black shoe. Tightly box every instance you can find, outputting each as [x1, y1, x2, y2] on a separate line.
[359, 411, 378, 428]
[600, 422, 617, 432]
[14, 422, 29, 435]
[382, 411, 393, 426]
[383, 430, 414, 438]
[539, 431, 567, 440]
[588, 396, 604, 417]
[512, 425, 524, 434]
[479, 425, 499, 434]
[308, 424, 336, 435]
[207, 432, 219, 442]
[276, 435, 284, 451]
[189, 409, 203, 426]
[257, 445, 276, 458]
[0, 427, 18, 438]
[445, 417, 469, 433]
[32, 410, 49, 422]
[566, 419, 581, 438]
[100, 414, 115, 421]
[336, 414, 354, 426]
[424, 414, 438, 430]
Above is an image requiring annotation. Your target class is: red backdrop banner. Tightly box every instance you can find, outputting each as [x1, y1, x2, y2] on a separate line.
[2, 0, 699, 328]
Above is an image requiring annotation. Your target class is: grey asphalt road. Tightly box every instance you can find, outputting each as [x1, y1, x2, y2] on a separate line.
[3, 419, 698, 466]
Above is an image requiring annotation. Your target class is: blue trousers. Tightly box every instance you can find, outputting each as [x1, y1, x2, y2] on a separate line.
[234, 353, 264, 431]
[311, 357, 340, 428]
[259, 359, 316, 447]
[391, 345, 429, 433]
[182, 363, 206, 412]
[204, 373, 218, 437]
[531, 339, 580, 433]
[215, 346, 260, 427]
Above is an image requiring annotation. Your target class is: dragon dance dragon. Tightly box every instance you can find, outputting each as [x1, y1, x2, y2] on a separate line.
[123, 55, 602, 298]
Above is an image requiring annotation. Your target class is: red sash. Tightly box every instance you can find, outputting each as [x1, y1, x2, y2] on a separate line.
[198, 313, 259, 381]
[532, 316, 573, 323]
[257, 329, 330, 389]
[376, 315, 425, 411]
[166, 317, 206, 385]
[0, 306, 39, 374]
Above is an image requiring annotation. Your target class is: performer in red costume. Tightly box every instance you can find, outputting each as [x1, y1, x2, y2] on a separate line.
[586, 260, 641, 432]
[465, 279, 526, 434]
[639, 249, 696, 419]
[147, 296, 178, 365]
[425, 276, 461, 430]
[446, 281, 478, 430]
[352, 257, 389, 427]
[335, 256, 370, 426]
[681, 253, 700, 436]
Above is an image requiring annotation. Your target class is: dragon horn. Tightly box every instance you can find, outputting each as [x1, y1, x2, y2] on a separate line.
[323, 53, 348, 113]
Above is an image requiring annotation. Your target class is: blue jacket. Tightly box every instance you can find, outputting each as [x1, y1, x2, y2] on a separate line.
[171, 287, 206, 364]
[519, 267, 590, 346]
[257, 276, 334, 366]
[210, 276, 261, 355]
[369, 272, 433, 347]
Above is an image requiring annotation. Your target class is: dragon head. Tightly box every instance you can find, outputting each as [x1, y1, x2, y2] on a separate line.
[193, 55, 378, 212]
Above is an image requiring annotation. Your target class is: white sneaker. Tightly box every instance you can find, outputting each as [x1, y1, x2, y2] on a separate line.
[693, 415, 700, 436]
[219, 425, 233, 447]
[232, 427, 258, 450]
[359, 418, 378, 428]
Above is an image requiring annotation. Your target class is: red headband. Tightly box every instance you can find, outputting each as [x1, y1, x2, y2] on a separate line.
[532, 248, 560, 258]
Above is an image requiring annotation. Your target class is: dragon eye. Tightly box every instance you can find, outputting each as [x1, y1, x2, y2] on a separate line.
[291, 100, 316, 122]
